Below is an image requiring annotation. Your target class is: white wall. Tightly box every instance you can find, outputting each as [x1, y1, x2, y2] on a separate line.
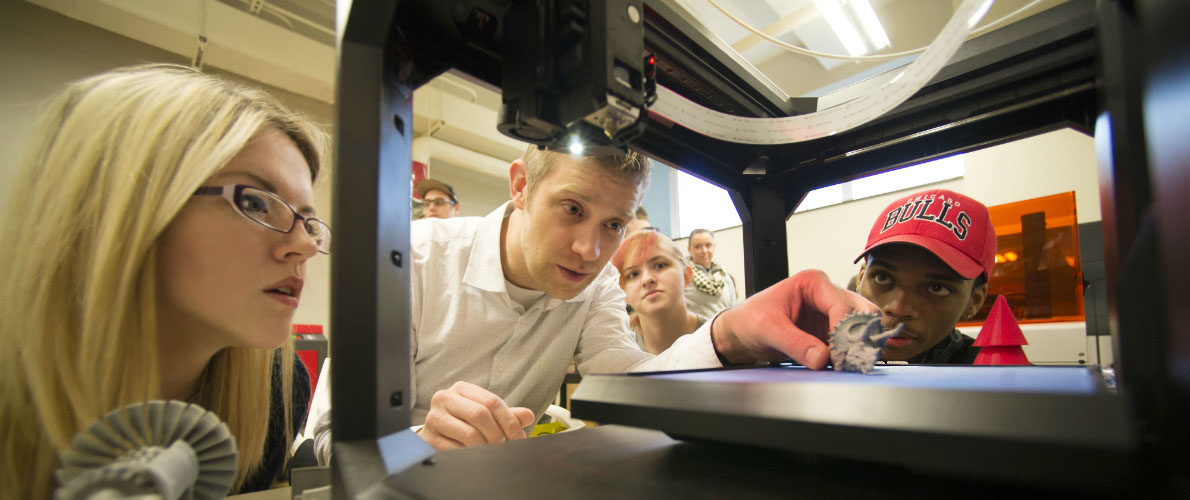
[426, 158, 513, 218]
[0, 0, 335, 329]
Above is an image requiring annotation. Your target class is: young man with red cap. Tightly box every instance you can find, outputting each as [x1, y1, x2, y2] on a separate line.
[854, 188, 997, 364]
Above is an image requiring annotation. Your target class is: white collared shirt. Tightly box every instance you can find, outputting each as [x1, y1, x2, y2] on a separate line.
[302, 203, 722, 461]
[409, 202, 721, 424]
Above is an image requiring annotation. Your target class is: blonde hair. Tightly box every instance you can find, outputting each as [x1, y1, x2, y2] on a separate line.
[0, 64, 328, 498]
[520, 144, 652, 197]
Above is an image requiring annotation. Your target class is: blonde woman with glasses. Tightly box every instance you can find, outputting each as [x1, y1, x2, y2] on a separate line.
[0, 65, 330, 498]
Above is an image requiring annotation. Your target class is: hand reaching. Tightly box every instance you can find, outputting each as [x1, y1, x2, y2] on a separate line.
[710, 270, 879, 369]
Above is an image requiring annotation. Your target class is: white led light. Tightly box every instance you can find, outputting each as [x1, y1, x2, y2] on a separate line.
[568, 136, 584, 156]
[849, 0, 890, 50]
[814, 0, 868, 56]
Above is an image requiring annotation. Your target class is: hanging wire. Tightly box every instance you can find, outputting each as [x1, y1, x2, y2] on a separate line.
[191, 0, 208, 70]
[707, 0, 1048, 62]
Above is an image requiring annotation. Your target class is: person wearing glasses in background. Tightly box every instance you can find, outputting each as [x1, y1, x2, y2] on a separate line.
[0, 65, 328, 499]
[417, 178, 460, 219]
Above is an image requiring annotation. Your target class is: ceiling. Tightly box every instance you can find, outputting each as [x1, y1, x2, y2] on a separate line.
[29, 0, 1068, 173]
[670, 0, 1065, 98]
[214, 0, 335, 47]
[203, 0, 1067, 100]
[43, 0, 1068, 105]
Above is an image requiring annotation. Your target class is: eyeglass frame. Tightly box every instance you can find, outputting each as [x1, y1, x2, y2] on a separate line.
[192, 184, 332, 254]
[422, 197, 457, 208]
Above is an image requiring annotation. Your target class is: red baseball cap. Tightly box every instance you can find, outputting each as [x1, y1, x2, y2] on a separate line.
[854, 189, 996, 280]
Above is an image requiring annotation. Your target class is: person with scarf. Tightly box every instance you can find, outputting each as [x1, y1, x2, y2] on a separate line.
[684, 229, 739, 321]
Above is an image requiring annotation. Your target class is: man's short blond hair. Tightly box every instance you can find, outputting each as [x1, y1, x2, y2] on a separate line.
[521, 145, 652, 197]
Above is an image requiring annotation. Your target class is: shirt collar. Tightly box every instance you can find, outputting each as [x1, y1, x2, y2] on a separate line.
[462, 202, 514, 293]
[909, 329, 965, 364]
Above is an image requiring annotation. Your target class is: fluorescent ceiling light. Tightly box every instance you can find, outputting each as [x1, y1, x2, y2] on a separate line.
[813, 0, 868, 56]
[849, 0, 890, 50]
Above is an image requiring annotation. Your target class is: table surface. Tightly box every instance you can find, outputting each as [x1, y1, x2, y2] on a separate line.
[227, 486, 290, 500]
[639, 364, 1102, 394]
[379, 424, 1123, 499]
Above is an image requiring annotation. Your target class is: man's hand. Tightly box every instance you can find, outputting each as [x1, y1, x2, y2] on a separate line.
[417, 381, 537, 450]
[710, 269, 879, 369]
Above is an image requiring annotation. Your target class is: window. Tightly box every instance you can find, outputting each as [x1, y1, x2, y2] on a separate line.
[795, 154, 964, 212]
[674, 154, 964, 235]
[675, 171, 741, 237]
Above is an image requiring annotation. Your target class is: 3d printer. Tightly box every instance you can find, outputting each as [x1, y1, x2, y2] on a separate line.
[329, 0, 1189, 498]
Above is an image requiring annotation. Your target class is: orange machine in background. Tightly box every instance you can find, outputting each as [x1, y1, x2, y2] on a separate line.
[961, 191, 1085, 326]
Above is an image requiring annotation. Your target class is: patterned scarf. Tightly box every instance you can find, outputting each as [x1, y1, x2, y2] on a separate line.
[688, 256, 727, 296]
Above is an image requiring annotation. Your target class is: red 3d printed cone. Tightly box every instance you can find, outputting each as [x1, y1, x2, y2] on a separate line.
[974, 295, 1031, 365]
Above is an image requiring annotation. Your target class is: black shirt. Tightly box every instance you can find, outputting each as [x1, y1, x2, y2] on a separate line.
[907, 329, 981, 364]
[237, 352, 311, 494]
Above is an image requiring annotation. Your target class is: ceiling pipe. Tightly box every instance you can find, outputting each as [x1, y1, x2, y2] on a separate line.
[411, 136, 512, 179]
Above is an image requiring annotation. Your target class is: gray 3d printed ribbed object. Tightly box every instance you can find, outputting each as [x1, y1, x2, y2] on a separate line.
[55, 400, 237, 500]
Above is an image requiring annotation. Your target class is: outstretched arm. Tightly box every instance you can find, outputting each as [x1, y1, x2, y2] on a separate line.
[710, 270, 880, 369]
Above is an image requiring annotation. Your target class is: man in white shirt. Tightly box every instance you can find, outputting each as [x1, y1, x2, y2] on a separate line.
[307, 146, 875, 455]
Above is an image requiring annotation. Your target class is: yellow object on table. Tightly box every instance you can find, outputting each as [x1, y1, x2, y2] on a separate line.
[530, 421, 570, 437]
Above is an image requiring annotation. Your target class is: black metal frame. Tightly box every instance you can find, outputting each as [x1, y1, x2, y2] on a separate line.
[331, 3, 434, 495]
[331, 0, 1188, 497]
[570, 365, 1135, 492]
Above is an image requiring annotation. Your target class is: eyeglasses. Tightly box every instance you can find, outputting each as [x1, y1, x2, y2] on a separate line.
[192, 184, 332, 254]
[424, 198, 456, 207]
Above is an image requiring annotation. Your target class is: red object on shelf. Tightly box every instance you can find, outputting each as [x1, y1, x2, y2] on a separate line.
[974, 295, 1031, 365]
[296, 350, 320, 390]
[292, 324, 325, 392]
[411, 161, 428, 199]
[293, 324, 323, 335]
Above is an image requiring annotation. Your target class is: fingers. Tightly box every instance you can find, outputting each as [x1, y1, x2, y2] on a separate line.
[711, 270, 880, 371]
[761, 271, 877, 369]
[418, 381, 534, 451]
[794, 270, 878, 331]
[513, 407, 536, 427]
[417, 418, 467, 450]
[437, 390, 511, 444]
[451, 382, 530, 441]
[842, 289, 880, 314]
[767, 324, 830, 369]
